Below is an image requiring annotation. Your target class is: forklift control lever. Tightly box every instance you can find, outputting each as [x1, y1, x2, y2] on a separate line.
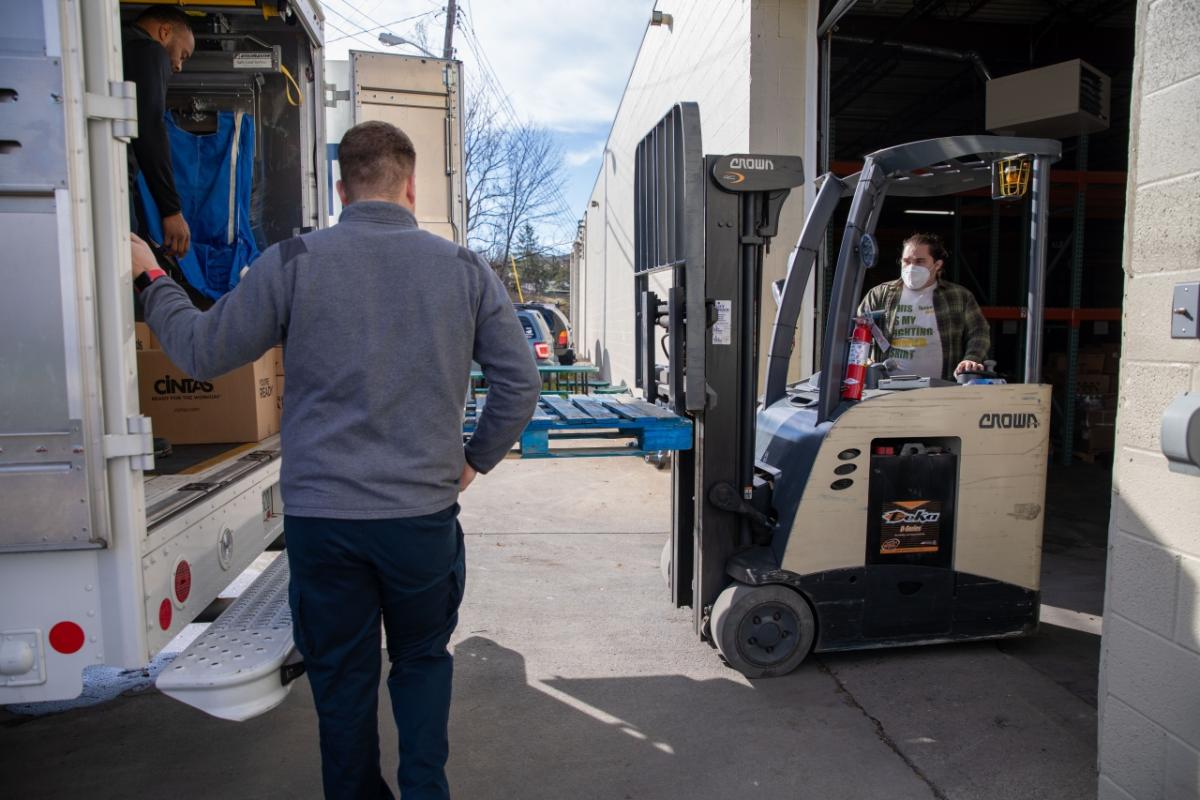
[708, 482, 773, 531]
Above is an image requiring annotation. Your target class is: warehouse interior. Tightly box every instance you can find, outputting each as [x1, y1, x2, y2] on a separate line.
[812, 0, 1136, 695]
[820, 0, 1134, 462]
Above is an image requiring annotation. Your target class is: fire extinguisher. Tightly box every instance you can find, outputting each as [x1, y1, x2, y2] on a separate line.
[842, 316, 873, 401]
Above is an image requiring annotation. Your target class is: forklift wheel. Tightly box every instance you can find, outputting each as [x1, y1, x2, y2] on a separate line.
[711, 583, 815, 678]
[660, 537, 671, 588]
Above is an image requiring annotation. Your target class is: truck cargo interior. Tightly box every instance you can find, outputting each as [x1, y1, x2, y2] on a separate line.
[122, 2, 323, 501]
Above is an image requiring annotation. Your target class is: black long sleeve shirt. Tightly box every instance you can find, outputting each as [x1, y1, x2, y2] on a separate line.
[123, 26, 181, 218]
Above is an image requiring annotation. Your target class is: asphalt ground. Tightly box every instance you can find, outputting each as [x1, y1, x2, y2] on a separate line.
[0, 457, 1106, 799]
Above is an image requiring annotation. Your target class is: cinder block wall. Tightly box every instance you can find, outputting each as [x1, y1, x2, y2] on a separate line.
[1098, 1, 1200, 797]
[575, 0, 816, 387]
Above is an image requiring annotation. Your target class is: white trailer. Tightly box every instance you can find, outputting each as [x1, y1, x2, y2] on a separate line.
[0, 0, 327, 717]
[325, 50, 466, 243]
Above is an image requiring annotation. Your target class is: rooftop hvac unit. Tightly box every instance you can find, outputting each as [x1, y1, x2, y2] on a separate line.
[986, 59, 1110, 138]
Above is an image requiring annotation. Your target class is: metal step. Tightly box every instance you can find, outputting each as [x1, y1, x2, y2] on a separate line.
[156, 552, 302, 721]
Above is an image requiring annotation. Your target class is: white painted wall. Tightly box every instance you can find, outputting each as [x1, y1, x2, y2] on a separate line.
[575, 0, 817, 388]
[1098, 1, 1200, 798]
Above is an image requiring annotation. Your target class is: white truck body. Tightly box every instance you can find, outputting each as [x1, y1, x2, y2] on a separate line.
[0, 0, 327, 709]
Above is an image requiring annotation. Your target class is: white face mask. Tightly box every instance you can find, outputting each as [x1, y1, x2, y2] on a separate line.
[901, 265, 931, 290]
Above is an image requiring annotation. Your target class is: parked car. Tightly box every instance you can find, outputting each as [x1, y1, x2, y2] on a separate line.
[516, 302, 576, 365]
[515, 308, 559, 365]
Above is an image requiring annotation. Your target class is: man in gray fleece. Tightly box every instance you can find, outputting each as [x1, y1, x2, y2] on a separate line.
[133, 120, 541, 799]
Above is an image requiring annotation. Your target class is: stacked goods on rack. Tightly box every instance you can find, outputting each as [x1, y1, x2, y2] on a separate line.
[1043, 344, 1120, 459]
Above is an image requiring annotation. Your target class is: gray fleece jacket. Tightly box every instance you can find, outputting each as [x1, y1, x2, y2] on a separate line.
[142, 201, 541, 519]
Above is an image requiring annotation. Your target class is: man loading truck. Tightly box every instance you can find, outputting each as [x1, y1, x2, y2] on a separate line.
[124, 5, 193, 257]
[132, 120, 542, 799]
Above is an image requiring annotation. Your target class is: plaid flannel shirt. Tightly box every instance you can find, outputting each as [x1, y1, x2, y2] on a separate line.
[856, 277, 990, 380]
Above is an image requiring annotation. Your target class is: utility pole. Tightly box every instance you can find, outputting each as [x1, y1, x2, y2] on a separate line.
[442, 0, 457, 59]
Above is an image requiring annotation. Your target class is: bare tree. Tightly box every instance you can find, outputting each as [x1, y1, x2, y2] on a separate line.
[489, 125, 565, 268]
[463, 86, 508, 249]
[462, 86, 569, 279]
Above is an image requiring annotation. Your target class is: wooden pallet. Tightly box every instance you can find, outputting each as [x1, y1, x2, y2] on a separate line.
[464, 394, 693, 458]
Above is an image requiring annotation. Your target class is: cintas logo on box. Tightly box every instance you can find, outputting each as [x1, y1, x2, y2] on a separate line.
[154, 374, 215, 396]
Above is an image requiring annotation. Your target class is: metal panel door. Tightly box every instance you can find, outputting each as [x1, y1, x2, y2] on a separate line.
[349, 50, 465, 244]
[0, 0, 101, 552]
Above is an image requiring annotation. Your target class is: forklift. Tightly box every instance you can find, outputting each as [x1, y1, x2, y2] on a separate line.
[636, 103, 1061, 677]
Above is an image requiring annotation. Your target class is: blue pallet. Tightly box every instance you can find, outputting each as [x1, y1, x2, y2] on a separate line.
[464, 394, 693, 458]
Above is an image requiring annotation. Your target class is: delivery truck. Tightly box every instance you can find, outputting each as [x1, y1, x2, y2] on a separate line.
[0, 0, 464, 719]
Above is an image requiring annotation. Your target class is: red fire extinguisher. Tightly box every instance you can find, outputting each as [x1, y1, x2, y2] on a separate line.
[842, 316, 873, 401]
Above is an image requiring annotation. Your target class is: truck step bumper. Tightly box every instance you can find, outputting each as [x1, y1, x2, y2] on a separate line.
[156, 552, 300, 721]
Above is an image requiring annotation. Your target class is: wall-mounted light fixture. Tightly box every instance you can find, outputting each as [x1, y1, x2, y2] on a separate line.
[651, 10, 674, 29]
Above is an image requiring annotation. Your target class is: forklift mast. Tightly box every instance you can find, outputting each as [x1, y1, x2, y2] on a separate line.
[633, 103, 803, 630]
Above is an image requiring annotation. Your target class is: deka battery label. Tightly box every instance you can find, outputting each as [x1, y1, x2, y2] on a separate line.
[878, 499, 942, 554]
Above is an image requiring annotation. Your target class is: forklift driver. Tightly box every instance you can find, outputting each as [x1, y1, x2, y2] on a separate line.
[857, 232, 990, 380]
[124, 6, 194, 257]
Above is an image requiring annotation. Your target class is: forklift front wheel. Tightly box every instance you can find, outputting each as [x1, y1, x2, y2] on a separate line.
[711, 583, 815, 678]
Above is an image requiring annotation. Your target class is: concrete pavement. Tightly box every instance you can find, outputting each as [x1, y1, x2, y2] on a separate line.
[1, 458, 1103, 799]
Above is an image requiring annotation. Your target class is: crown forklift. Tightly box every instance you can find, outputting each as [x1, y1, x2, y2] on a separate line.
[637, 104, 1061, 677]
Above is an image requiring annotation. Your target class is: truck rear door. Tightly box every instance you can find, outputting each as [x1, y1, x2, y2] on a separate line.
[333, 51, 465, 243]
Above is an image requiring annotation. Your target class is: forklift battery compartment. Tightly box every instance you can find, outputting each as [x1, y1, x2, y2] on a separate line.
[864, 439, 958, 638]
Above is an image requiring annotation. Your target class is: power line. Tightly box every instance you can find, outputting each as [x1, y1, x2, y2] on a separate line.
[325, 9, 440, 44]
[455, 13, 578, 231]
[323, 17, 384, 51]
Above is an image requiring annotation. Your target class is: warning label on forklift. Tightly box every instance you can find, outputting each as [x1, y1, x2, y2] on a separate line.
[712, 300, 732, 345]
[879, 500, 942, 554]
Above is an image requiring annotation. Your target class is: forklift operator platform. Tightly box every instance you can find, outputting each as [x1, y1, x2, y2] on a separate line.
[635, 105, 1062, 678]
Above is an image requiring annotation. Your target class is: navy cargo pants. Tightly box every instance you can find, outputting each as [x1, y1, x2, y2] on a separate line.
[285, 505, 465, 799]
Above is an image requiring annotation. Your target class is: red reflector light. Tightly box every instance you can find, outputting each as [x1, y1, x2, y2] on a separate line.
[159, 598, 173, 630]
[534, 343, 550, 359]
[557, 330, 568, 346]
[874, 446, 894, 456]
[49, 621, 85, 654]
[174, 560, 192, 604]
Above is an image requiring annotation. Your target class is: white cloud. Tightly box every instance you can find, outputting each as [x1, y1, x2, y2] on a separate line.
[319, 0, 652, 246]
[458, 0, 653, 132]
[565, 142, 604, 167]
[320, 0, 653, 133]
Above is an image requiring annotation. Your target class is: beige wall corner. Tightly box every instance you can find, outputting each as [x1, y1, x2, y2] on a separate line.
[1099, 1, 1200, 797]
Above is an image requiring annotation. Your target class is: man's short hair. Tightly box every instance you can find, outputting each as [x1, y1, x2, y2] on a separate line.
[338, 121, 417, 201]
[903, 232, 949, 265]
[136, 6, 195, 32]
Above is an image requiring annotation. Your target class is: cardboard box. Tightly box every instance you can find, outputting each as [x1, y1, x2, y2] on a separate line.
[1079, 423, 1115, 451]
[1104, 352, 1121, 375]
[1076, 373, 1111, 395]
[1083, 408, 1116, 427]
[135, 322, 159, 352]
[1077, 352, 1106, 373]
[271, 345, 284, 377]
[138, 350, 280, 444]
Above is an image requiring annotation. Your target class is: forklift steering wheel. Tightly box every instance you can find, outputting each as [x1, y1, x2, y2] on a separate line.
[956, 368, 1003, 385]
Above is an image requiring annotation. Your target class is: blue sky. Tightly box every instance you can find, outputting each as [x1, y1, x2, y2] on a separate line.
[321, 0, 655, 251]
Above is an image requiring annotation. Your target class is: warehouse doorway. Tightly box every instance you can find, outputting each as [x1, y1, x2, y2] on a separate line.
[813, 0, 1136, 705]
